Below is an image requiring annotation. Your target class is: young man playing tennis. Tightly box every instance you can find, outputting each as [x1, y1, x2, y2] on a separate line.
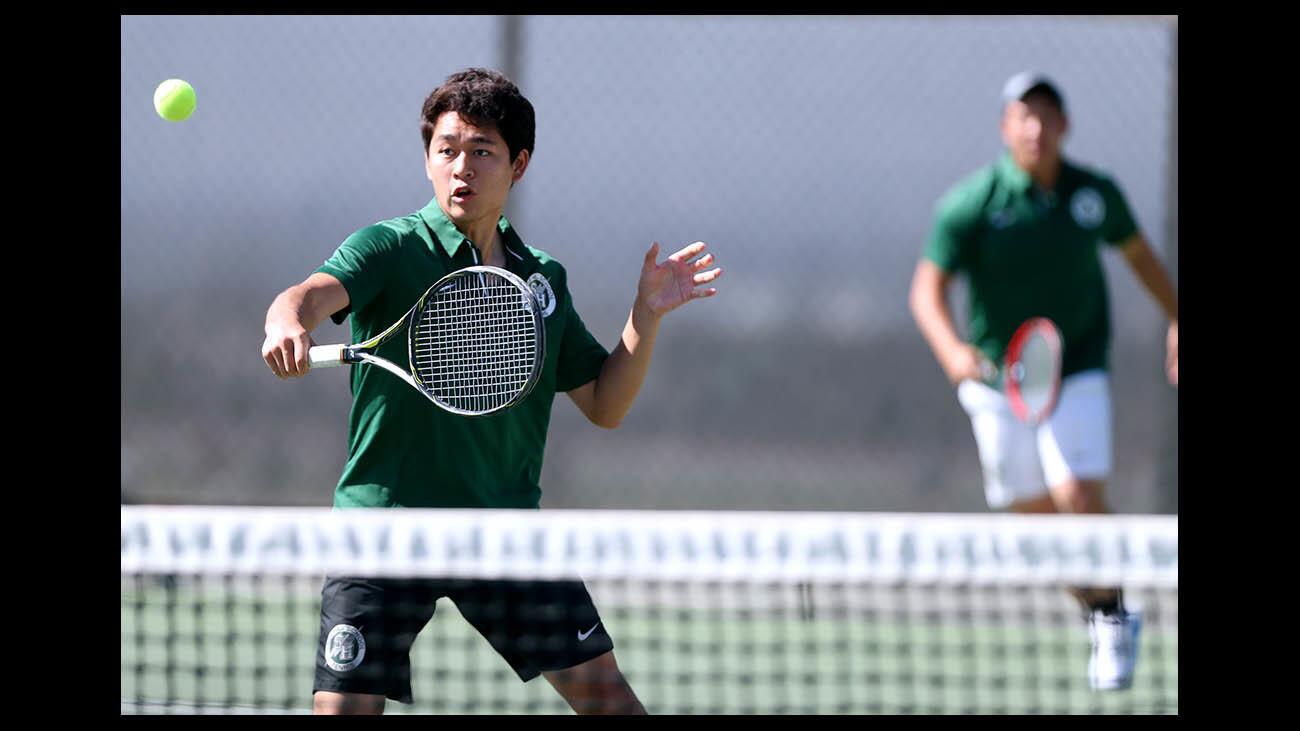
[908, 72, 1178, 691]
[261, 67, 721, 715]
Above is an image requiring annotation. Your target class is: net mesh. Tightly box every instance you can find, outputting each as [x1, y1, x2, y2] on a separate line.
[412, 269, 541, 414]
[121, 506, 1177, 714]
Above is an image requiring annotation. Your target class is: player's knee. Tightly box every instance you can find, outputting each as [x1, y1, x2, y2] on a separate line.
[1008, 493, 1059, 514]
[546, 653, 643, 714]
[1052, 479, 1106, 514]
[581, 675, 644, 715]
[313, 691, 384, 715]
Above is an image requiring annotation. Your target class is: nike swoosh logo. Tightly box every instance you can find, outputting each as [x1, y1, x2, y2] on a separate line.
[577, 622, 600, 641]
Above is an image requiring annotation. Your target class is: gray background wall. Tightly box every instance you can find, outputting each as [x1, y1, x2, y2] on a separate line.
[121, 15, 1178, 514]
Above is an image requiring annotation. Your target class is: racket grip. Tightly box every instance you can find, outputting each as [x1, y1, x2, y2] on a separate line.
[308, 344, 348, 368]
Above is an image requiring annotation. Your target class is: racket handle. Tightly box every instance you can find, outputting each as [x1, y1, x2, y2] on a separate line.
[978, 357, 998, 384]
[308, 344, 348, 368]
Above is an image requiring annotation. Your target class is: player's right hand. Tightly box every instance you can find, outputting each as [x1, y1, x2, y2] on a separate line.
[944, 343, 990, 386]
[262, 322, 315, 379]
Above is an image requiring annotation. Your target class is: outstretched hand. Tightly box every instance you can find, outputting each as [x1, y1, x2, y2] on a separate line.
[636, 241, 722, 318]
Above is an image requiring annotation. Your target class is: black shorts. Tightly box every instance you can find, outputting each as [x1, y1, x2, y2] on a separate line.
[312, 576, 615, 704]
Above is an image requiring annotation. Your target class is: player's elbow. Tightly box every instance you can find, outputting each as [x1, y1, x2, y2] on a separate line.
[908, 266, 944, 323]
[573, 381, 626, 428]
[907, 281, 931, 324]
[586, 400, 625, 429]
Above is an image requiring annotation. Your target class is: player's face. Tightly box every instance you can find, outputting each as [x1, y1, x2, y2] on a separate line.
[1001, 95, 1067, 173]
[425, 112, 529, 231]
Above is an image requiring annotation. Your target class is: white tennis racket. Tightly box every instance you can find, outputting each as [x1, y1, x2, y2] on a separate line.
[309, 266, 545, 417]
[980, 317, 1063, 425]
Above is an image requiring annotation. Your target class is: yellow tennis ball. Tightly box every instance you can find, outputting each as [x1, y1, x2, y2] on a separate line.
[153, 79, 196, 122]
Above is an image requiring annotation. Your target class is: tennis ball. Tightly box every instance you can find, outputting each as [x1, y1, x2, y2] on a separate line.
[154, 79, 196, 122]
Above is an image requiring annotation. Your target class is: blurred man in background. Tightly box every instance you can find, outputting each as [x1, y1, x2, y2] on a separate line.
[908, 71, 1178, 691]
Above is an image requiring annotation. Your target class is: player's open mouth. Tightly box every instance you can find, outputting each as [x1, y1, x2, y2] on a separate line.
[451, 186, 475, 202]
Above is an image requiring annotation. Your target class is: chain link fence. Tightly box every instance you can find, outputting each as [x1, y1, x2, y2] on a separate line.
[121, 15, 1177, 513]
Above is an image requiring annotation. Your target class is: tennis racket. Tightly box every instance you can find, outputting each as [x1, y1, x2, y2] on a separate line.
[980, 317, 1063, 425]
[308, 266, 545, 417]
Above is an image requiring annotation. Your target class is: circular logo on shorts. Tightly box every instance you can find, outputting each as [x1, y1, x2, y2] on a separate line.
[325, 624, 366, 672]
[527, 273, 557, 318]
[1070, 187, 1106, 229]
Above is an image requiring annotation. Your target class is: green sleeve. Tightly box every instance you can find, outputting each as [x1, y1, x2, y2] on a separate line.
[922, 187, 982, 273]
[553, 269, 610, 393]
[1098, 177, 1140, 246]
[314, 225, 401, 325]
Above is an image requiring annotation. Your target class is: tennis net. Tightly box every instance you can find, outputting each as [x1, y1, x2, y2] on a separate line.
[121, 506, 1177, 714]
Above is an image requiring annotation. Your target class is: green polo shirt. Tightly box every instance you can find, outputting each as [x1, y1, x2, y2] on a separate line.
[923, 153, 1139, 381]
[314, 199, 610, 509]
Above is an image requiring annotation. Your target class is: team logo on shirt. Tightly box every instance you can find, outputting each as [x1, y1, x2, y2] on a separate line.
[1070, 188, 1106, 229]
[324, 624, 366, 672]
[527, 273, 557, 318]
[989, 209, 1018, 229]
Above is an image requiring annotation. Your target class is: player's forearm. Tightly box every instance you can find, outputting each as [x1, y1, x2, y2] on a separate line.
[589, 302, 663, 428]
[1128, 250, 1179, 323]
[1120, 236, 1178, 323]
[910, 282, 966, 366]
[265, 286, 316, 334]
[265, 275, 346, 335]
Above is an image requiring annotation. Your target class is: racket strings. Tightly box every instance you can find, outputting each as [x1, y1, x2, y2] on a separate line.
[1012, 334, 1058, 414]
[412, 275, 540, 413]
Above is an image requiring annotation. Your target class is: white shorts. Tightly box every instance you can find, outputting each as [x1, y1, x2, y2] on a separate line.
[955, 369, 1112, 510]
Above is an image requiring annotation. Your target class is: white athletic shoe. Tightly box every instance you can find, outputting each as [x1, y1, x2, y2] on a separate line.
[1088, 609, 1142, 690]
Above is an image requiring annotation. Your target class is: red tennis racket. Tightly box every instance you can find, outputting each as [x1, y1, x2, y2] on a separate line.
[980, 317, 1063, 425]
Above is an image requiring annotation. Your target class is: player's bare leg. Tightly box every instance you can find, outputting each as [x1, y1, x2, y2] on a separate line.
[1013, 481, 1120, 607]
[1045, 478, 1120, 607]
[1048, 477, 1108, 515]
[313, 690, 386, 714]
[544, 650, 647, 714]
[1014, 479, 1140, 690]
[1010, 480, 1116, 604]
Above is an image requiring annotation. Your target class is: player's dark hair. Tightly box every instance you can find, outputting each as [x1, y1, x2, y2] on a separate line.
[421, 68, 535, 163]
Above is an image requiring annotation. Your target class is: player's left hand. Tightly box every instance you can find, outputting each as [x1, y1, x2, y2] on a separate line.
[636, 241, 722, 317]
